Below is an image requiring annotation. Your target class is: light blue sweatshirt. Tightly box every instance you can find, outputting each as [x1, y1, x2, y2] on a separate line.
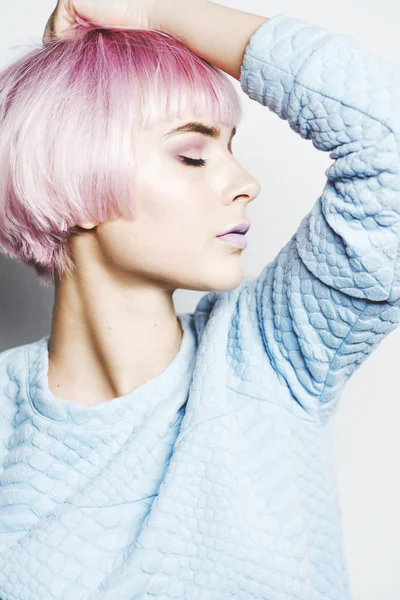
[1, 13, 400, 600]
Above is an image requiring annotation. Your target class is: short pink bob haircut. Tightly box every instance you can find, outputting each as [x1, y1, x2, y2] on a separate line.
[0, 17, 242, 286]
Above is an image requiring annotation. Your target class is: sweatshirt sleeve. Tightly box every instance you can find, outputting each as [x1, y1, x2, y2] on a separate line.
[240, 14, 400, 424]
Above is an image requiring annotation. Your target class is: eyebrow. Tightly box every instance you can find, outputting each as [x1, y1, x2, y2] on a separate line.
[163, 121, 237, 141]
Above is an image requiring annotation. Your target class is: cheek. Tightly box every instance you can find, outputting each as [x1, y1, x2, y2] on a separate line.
[136, 177, 208, 231]
[98, 211, 215, 277]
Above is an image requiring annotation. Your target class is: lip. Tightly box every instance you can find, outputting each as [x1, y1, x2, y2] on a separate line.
[217, 232, 248, 249]
[217, 222, 251, 236]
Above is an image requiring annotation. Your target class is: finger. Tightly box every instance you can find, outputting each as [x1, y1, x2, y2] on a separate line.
[43, 6, 78, 41]
[43, 9, 56, 40]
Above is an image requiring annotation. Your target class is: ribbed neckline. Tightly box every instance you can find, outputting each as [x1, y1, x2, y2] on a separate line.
[25, 312, 197, 429]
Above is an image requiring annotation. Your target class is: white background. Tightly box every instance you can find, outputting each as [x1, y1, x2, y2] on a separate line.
[0, 1, 399, 598]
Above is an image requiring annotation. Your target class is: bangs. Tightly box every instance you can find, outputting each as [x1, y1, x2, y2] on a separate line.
[131, 31, 243, 131]
[66, 19, 243, 131]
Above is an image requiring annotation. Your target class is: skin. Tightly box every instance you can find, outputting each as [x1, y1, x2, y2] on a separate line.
[45, 1, 266, 406]
[43, 0, 157, 39]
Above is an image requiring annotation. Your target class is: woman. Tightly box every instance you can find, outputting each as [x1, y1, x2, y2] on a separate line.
[0, 0, 398, 598]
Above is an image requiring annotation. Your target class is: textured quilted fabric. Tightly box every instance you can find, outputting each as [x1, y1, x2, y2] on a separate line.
[1, 12, 400, 600]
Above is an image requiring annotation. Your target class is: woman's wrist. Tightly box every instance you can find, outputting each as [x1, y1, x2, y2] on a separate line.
[148, 0, 269, 81]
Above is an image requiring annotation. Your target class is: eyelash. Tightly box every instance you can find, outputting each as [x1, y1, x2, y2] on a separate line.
[178, 156, 207, 168]
[178, 141, 234, 167]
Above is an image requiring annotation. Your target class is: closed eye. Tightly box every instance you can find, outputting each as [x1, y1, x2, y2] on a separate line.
[178, 156, 207, 167]
[178, 139, 234, 167]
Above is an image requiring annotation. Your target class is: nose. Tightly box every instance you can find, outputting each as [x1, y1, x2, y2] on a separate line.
[231, 173, 261, 206]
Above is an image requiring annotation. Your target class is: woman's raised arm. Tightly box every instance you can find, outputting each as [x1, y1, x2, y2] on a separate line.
[154, 0, 269, 80]
[233, 14, 400, 423]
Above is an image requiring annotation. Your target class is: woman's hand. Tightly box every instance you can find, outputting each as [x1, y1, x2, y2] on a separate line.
[43, 0, 160, 40]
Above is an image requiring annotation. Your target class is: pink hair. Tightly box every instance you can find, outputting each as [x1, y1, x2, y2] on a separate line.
[0, 18, 242, 286]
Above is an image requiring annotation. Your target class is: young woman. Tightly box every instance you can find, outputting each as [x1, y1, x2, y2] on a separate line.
[0, 0, 398, 598]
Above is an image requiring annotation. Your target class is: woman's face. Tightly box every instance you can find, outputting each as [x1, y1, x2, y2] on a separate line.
[76, 116, 261, 293]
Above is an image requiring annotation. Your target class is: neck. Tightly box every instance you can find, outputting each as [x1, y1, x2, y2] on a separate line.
[48, 272, 183, 407]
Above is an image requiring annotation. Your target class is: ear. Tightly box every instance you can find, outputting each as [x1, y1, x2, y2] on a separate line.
[76, 221, 98, 230]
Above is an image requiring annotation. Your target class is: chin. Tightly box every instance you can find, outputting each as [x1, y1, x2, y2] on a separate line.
[207, 269, 245, 293]
[175, 260, 245, 293]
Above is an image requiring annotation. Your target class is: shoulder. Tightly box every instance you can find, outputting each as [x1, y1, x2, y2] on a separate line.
[192, 277, 256, 340]
[0, 340, 31, 378]
[0, 339, 38, 417]
[0, 341, 35, 461]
